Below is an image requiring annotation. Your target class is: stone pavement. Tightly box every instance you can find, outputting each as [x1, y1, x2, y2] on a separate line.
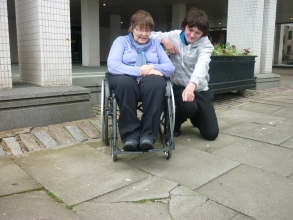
[1, 68, 293, 219]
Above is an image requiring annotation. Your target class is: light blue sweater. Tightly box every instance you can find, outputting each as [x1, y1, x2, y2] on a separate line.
[107, 35, 175, 78]
[151, 30, 214, 91]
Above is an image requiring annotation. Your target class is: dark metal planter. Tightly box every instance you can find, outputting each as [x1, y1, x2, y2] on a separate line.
[208, 56, 257, 94]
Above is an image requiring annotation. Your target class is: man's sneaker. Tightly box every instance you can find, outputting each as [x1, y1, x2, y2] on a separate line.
[140, 138, 154, 152]
[123, 139, 139, 151]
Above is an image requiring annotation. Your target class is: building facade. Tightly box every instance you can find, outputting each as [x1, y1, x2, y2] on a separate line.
[0, 0, 290, 90]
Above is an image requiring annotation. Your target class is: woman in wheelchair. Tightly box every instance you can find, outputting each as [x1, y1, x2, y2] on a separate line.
[107, 10, 175, 152]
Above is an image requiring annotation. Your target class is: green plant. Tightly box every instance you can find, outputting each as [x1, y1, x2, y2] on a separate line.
[47, 191, 62, 203]
[212, 42, 251, 56]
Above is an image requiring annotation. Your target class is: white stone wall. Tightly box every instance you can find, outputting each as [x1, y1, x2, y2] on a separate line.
[0, 0, 12, 89]
[15, 0, 72, 86]
[81, 0, 100, 66]
[260, 0, 277, 73]
[227, 0, 265, 73]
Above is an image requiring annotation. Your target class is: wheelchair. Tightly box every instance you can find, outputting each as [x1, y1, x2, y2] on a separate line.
[100, 72, 175, 162]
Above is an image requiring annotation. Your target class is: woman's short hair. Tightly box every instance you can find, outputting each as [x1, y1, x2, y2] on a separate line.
[181, 7, 209, 36]
[128, 10, 154, 32]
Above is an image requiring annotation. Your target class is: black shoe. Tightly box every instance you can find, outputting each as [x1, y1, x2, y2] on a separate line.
[123, 140, 139, 151]
[140, 138, 154, 152]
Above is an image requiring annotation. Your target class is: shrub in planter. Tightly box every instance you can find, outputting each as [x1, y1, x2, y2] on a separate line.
[209, 42, 257, 95]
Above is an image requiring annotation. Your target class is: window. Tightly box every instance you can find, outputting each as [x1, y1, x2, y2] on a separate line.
[287, 46, 292, 55]
[289, 31, 292, 40]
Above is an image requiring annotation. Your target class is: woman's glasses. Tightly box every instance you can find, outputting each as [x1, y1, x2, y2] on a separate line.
[134, 26, 152, 34]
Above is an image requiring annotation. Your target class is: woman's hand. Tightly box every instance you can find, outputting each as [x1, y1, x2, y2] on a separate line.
[147, 69, 163, 76]
[139, 64, 154, 76]
[161, 38, 179, 55]
[182, 83, 196, 102]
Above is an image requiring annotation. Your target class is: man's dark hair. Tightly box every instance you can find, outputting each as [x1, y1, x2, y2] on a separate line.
[181, 7, 209, 36]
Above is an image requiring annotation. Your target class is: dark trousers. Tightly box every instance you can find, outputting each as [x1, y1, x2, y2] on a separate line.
[108, 74, 166, 144]
[173, 84, 219, 140]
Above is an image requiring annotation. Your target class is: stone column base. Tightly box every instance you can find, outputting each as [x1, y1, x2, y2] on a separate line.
[255, 73, 281, 90]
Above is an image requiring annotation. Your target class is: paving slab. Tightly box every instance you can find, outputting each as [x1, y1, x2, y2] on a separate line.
[235, 102, 284, 114]
[92, 175, 178, 202]
[77, 120, 100, 139]
[19, 133, 43, 152]
[0, 191, 82, 219]
[231, 214, 255, 220]
[214, 139, 293, 176]
[48, 124, 76, 145]
[196, 165, 293, 220]
[0, 127, 31, 139]
[90, 119, 101, 132]
[33, 130, 59, 148]
[281, 90, 293, 96]
[0, 144, 6, 156]
[13, 143, 149, 206]
[252, 99, 293, 108]
[74, 201, 171, 220]
[222, 120, 293, 145]
[175, 124, 243, 153]
[65, 125, 88, 142]
[0, 157, 41, 196]
[280, 136, 293, 149]
[258, 94, 293, 104]
[169, 195, 237, 220]
[127, 145, 240, 190]
[216, 108, 288, 130]
[2, 137, 23, 155]
[271, 107, 293, 118]
[170, 185, 200, 196]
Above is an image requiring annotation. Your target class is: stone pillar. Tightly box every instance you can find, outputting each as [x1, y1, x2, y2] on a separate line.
[172, 4, 186, 30]
[259, 0, 277, 73]
[274, 24, 285, 65]
[81, 0, 100, 66]
[227, 0, 265, 73]
[0, 0, 12, 89]
[15, 0, 72, 86]
[110, 15, 121, 45]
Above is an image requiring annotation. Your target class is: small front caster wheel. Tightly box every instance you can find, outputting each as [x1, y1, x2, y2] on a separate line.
[164, 150, 172, 160]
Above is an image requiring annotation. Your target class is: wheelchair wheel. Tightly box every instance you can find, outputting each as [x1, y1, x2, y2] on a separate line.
[110, 137, 117, 162]
[101, 79, 109, 145]
[159, 102, 172, 147]
[170, 84, 175, 130]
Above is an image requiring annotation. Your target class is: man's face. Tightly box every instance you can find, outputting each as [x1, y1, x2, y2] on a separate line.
[184, 26, 203, 44]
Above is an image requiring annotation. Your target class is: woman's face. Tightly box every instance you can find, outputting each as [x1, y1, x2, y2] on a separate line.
[184, 26, 203, 44]
[132, 25, 152, 44]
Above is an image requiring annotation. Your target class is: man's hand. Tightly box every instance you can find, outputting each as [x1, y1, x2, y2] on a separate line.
[161, 38, 179, 55]
[182, 83, 197, 102]
[139, 64, 154, 76]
